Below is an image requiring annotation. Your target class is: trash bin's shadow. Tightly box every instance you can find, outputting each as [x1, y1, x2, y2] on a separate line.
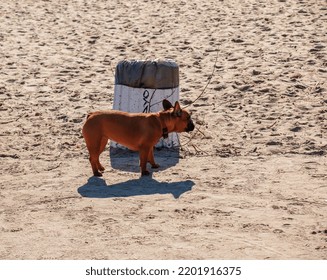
[77, 175, 194, 199]
[109, 146, 180, 173]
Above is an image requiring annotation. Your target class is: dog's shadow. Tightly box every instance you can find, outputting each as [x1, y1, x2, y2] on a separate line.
[109, 146, 179, 173]
[78, 175, 194, 199]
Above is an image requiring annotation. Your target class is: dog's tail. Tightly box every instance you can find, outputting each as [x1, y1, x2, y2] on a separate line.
[86, 113, 92, 120]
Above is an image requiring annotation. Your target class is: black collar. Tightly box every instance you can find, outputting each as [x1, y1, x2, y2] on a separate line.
[162, 127, 168, 139]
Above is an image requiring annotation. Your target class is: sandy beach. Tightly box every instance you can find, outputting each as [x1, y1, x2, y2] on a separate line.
[0, 0, 326, 259]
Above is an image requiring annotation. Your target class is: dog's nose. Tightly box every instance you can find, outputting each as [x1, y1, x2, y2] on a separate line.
[186, 121, 195, 132]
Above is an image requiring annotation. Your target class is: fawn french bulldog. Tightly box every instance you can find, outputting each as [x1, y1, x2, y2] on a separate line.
[82, 99, 194, 176]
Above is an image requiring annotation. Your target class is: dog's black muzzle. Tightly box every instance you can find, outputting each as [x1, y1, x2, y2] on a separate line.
[185, 120, 195, 132]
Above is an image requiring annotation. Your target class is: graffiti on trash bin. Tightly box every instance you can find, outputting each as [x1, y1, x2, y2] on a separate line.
[142, 89, 156, 113]
[142, 88, 177, 113]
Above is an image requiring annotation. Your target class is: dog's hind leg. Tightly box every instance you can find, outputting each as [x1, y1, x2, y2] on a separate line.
[83, 133, 103, 177]
[97, 137, 108, 172]
[90, 157, 102, 177]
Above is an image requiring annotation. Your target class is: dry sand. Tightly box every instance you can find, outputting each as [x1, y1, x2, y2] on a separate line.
[0, 0, 326, 259]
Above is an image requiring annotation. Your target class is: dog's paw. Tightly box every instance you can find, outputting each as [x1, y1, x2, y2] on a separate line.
[151, 163, 160, 169]
[98, 165, 105, 172]
[141, 170, 151, 176]
[93, 171, 103, 177]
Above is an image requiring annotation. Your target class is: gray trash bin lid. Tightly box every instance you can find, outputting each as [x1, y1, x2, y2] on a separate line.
[115, 59, 179, 89]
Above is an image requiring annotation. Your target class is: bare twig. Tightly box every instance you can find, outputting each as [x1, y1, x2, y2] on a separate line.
[182, 49, 219, 109]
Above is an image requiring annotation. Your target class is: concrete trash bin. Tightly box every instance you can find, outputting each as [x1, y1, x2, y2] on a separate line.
[112, 59, 180, 148]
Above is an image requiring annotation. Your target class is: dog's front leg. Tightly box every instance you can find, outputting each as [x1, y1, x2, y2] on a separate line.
[148, 148, 160, 169]
[139, 147, 151, 176]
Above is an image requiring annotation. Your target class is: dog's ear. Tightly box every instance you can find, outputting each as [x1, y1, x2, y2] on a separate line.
[162, 99, 173, 111]
[173, 101, 182, 117]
